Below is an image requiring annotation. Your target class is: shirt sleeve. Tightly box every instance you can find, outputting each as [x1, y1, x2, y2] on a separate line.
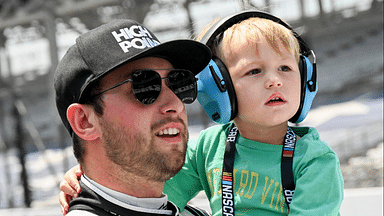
[289, 151, 344, 215]
[164, 138, 204, 211]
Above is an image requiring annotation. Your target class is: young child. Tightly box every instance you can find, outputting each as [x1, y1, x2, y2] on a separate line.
[59, 11, 344, 215]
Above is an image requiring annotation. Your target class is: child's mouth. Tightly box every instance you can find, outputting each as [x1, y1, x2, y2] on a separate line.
[267, 97, 284, 104]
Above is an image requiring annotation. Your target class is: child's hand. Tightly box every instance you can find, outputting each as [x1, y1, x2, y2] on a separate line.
[59, 164, 83, 215]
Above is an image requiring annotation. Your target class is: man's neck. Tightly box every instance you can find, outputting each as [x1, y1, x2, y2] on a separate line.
[83, 155, 165, 198]
[81, 174, 170, 211]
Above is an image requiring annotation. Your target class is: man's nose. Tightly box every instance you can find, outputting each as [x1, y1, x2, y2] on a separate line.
[158, 82, 185, 115]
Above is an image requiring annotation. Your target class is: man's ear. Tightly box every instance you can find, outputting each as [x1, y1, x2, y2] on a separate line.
[67, 103, 100, 141]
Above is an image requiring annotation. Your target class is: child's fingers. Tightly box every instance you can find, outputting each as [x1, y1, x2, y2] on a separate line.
[64, 166, 82, 194]
[61, 206, 66, 215]
[59, 164, 82, 215]
[60, 179, 79, 198]
[59, 191, 70, 215]
[75, 169, 84, 178]
[68, 177, 81, 194]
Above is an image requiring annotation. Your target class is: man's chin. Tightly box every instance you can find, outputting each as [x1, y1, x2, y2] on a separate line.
[162, 151, 185, 179]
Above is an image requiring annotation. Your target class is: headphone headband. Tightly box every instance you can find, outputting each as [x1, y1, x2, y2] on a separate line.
[200, 10, 311, 56]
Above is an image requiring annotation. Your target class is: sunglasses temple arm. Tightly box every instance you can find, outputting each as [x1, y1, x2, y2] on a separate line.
[93, 79, 132, 97]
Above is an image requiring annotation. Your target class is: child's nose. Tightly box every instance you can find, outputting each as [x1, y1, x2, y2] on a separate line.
[265, 73, 282, 88]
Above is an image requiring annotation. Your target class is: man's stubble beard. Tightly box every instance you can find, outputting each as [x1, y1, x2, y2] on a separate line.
[100, 118, 188, 182]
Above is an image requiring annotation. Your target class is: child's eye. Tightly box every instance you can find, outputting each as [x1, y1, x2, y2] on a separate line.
[279, 66, 291, 71]
[279, 66, 291, 72]
[247, 69, 262, 75]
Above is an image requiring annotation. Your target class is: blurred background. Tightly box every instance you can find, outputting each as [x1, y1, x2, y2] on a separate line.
[0, 0, 382, 215]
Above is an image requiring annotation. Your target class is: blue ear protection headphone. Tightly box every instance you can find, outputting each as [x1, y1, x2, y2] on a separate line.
[196, 10, 318, 124]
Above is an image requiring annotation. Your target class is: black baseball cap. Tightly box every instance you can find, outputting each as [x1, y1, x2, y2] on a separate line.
[54, 19, 212, 134]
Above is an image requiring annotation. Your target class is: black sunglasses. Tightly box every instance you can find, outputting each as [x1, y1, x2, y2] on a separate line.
[94, 69, 198, 105]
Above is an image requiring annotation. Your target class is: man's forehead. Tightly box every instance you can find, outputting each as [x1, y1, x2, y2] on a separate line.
[103, 59, 175, 82]
[120, 57, 173, 72]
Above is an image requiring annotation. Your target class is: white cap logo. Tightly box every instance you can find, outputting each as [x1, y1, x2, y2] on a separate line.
[111, 25, 160, 53]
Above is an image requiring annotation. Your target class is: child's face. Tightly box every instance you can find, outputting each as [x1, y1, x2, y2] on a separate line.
[223, 36, 301, 129]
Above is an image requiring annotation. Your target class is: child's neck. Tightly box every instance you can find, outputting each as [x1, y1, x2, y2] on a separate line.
[235, 122, 288, 145]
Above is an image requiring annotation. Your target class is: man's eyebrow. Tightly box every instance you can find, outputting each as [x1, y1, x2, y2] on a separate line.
[123, 70, 136, 79]
[124, 68, 175, 78]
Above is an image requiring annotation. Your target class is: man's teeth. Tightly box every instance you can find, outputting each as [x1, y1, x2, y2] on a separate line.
[158, 128, 180, 136]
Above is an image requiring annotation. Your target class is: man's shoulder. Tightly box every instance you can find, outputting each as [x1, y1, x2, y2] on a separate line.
[67, 209, 99, 216]
[67, 204, 211, 216]
[180, 204, 211, 216]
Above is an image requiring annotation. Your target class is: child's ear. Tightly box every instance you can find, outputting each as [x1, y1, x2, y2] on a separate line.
[67, 104, 100, 141]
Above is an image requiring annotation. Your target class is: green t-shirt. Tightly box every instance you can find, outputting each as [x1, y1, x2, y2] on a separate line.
[165, 123, 344, 215]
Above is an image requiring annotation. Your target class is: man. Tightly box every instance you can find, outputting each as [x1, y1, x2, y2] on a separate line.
[54, 19, 211, 215]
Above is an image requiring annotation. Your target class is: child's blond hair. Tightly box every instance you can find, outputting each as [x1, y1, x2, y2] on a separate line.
[197, 17, 300, 64]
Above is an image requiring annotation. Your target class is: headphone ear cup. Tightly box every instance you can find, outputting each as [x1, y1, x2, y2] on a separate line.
[196, 58, 237, 124]
[290, 56, 318, 123]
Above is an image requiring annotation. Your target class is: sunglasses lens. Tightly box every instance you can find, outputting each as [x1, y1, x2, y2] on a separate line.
[131, 70, 161, 104]
[168, 70, 197, 104]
